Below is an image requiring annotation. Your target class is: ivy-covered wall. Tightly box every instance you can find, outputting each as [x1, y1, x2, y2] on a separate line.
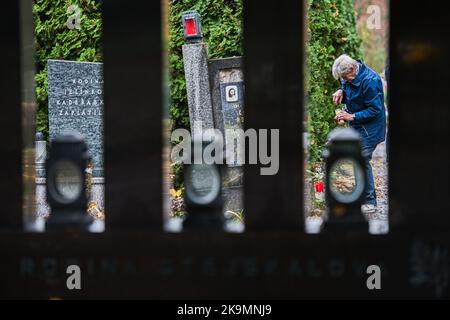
[306, 0, 362, 163]
[33, 0, 102, 137]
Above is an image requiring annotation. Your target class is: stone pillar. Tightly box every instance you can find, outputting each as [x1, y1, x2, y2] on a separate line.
[35, 132, 49, 218]
[182, 43, 214, 136]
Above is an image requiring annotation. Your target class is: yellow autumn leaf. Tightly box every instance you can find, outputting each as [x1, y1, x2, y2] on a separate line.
[169, 188, 182, 198]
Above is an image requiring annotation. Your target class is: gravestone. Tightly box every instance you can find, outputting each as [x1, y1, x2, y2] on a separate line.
[47, 60, 104, 212]
[48, 59, 104, 176]
[209, 57, 244, 213]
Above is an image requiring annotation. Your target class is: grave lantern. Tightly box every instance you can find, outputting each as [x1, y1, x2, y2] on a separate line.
[46, 132, 93, 231]
[322, 128, 368, 231]
[183, 134, 224, 230]
[182, 10, 203, 43]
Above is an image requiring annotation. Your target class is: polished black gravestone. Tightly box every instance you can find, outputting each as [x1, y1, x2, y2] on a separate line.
[48, 60, 104, 177]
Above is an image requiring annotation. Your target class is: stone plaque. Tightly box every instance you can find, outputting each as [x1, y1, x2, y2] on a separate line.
[220, 82, 244, 130]
[220, 81, 244, 167]
[48, 60, 104, 177]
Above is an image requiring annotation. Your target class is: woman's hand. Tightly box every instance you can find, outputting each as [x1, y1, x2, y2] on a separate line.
[335, 111, 355, 122]
[332, 89, 344, 105]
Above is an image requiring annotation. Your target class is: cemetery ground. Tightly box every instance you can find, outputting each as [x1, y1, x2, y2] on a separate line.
[31, 124, 388, 232]
[368, 141, 388, 221]
[164, 135, 389, 232]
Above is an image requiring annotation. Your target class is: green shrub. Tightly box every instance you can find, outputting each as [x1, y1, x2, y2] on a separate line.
[33, 0, 102, 138]
[306, 0, 362, 163]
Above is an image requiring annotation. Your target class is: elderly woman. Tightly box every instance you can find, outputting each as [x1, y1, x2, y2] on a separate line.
[332, 54, 386, 214]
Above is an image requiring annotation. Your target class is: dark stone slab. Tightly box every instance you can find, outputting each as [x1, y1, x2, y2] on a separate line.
[243, 0, 304, 231]
[103, 0, 162, 228]
[0, 0, 22, 228]
[48, 60, 104, 177]
[1, 231, 450, 299]
[389, 0, 450, 230]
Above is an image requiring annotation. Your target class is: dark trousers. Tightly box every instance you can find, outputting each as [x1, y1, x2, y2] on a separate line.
[362, 144, 378, 205]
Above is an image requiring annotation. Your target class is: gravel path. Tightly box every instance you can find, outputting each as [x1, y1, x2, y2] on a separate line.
[367, 140, 389, 221]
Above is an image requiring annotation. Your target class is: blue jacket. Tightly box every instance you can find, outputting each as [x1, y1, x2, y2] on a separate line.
[341, 60, 386, 146]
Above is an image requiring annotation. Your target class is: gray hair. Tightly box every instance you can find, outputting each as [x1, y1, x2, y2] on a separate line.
[332, 54, 359, 80]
